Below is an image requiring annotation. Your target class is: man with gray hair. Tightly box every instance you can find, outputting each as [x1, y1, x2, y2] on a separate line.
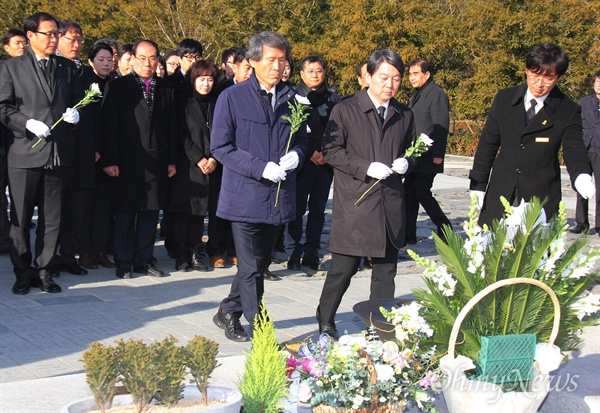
[211, 31, 308, 342]
[316, 49, 416, 339]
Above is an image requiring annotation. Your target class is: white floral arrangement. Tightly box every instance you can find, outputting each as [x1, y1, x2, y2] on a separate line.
[407, 196, 600, 362]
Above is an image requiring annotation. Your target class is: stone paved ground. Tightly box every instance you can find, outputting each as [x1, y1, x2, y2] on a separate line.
[0, 155, 598, 412]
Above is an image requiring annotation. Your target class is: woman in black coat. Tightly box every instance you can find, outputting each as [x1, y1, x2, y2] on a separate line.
[168, 60, 219, 271]
[78, 42, 116, 270]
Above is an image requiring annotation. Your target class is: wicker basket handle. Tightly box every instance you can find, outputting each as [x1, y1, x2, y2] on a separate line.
[358, 348, 379, 406]
[447, 277, 561, 359]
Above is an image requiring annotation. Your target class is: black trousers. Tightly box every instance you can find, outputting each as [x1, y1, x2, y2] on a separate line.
[575, 151, 600, 230]
[220, 222, 280, 325]
[404, 172, 451, 240]
[0, 153, 10, 250]
[172, 212, 204, 248]
[318, 231, 398, 324]
[58, 187, 89, 263]
[8, 167, 67, 278]
[114, 210, 159, 267]
[205, 211, 235, 257]
[288, 162, 333, 257]
[80, 182, 113, 255]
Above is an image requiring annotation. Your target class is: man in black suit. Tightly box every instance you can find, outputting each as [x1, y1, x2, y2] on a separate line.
[101, 39, 177, 279]
[404, 59, 452, 243]
[0, 12, 83, 294]
[166, 38, 202, 98]
[570, 71, 600, 235]
[470, 43, 595, 225]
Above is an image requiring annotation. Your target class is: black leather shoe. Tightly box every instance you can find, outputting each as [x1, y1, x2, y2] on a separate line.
[316, 307, 339, 340]
[12, 279, 30, 295]
[213, 308, 249, 342]
[116, 265, 132, 279]
[569, 224, 589, 234]
[302, 253, 325, 271]
[133, 264, 164, 277]
[264, 269, 281, 281]
[96, 253, 116, 268]
[59, 262, 88, 276]
[287, 255, 301, 270]
[31, 275, 62, 293]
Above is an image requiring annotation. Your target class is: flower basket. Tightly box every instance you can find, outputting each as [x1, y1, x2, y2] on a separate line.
[441, 278, 563, 413]
[311, 348, 406, 413]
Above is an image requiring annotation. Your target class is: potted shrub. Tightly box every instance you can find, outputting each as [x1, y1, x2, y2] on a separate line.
[62, 334, 242, 413]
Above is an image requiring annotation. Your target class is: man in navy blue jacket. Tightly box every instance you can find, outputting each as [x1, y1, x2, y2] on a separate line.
[210, 31, 308, 342]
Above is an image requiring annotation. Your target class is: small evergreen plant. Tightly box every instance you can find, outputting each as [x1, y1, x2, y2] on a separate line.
[184, 335, 220, 404]
[153, 335, 186, 407]
[239, 303, 288, 413]
[81, 342, 119, 413]
[115, 338, 162, 413]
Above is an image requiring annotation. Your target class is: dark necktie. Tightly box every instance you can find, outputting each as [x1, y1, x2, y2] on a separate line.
[261, 90, 273, 109]
[39, 58, 48, 71]
[378, 106, 386, 124]
[526, 99, 537, 124]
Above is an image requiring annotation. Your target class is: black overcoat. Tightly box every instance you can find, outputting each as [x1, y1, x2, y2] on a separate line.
[101, 74, 177, 211]
[323, 88, 416, 257]
[168, 93, 214, 215]
[408, 79, 449, 174]
[469, 84, 591, 225]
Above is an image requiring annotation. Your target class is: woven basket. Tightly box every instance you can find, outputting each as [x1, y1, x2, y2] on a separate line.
[312, 349, 405, 413]
[441, 277, 561, 413]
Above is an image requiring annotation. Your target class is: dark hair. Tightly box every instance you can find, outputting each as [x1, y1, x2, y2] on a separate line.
[176, 38, 203, 58]
[300, 55, 326, 71]
[57, 19, 82, 36]
[221, 47, 241, 64]
[132, 40, 159, 57]
[408, 58, 434, 77]
[356, 60, 368, 77]
[232, 48, 248, 64]
[157, 54, 166, 75]
[97, 37, 119, 51]
[594, 70, 600, 80]
[189, 59, 219, 85]
[88, 42, 113, 61]
[118, 43, 133, 58]
[285, 58, 294, 78]
[3, 29, 26, 46]
[367, 49, 405, 77]
[247, 31, 291, 62]
[23, 12, 58, 34]
[526, 43, 569, 77]
[164, 50, 178, 61]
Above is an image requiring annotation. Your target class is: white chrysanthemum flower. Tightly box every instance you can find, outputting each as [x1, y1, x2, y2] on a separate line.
[295, 95, 311, 105]
[419, 133, 434, 146]
[375, 364, 395, 382]
[571, 293, 600, 320]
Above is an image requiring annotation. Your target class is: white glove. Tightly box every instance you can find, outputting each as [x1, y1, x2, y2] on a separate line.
[470, 190, 485, 210]
[262, 161, 287, 183]
[279, 150, 299, 171]
[25, 119, 50, 139]
[366, 162, 393, 180]
[574, 174, 596, 200]
[391, 158, 409, 174]
[62, 107, 80, 124]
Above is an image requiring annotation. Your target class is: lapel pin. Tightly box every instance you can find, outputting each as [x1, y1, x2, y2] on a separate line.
[542, 120, 547, 125]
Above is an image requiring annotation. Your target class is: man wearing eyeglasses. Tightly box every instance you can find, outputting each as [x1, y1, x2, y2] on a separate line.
[0, 12, 83, 295]
[470, 43, 594, 225]
[56, 20, 83, 72]
[101, 39, 177, 280]
[166, 38, 203, 98]
[287, 55, 340, 272]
